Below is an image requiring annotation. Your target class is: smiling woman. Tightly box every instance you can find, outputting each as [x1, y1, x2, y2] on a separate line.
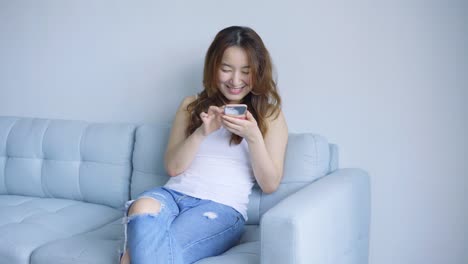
[121, 26, 288, 264]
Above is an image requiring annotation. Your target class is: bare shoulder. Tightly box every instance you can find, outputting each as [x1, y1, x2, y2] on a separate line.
[172, 95, 198, 128]
[177, 95, 198, 112]
[266, 108, 288, 133]
[167, 95, 198, 150]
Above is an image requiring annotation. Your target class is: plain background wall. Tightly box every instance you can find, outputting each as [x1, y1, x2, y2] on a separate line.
[0, 1, 466, 263]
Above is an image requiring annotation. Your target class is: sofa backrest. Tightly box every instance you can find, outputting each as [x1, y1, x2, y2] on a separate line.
[0, 117, 135, 208]
[0, 116, 337, 218]
[131, 124, 337, 224]
[130, 124, 171, 199]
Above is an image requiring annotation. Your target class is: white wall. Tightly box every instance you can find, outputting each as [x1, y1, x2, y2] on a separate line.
[0, 1, 466, 263]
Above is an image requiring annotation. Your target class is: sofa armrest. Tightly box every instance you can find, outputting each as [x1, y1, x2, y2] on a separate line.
[260, 168, 371, 264]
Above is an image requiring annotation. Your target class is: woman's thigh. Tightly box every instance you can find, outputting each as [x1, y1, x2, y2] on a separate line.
[170, 200, 245, 263]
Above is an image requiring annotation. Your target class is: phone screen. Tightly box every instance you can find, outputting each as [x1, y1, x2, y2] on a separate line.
[224, 105, 247, 115]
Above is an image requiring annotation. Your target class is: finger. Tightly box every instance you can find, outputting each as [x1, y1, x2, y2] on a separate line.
[222, 124, 240, 136]
[208, 105, 223, 114]
[224, 127, 238, 135]
[222, 114, 245, 124]
[208, 105, 216, 111]
[222, 119, 243, 131]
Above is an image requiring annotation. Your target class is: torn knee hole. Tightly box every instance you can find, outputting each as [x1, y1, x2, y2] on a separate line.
[128, 197, 162, 216]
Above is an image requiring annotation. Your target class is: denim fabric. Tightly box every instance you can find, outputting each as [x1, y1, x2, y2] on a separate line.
[123, 187, 245, 264]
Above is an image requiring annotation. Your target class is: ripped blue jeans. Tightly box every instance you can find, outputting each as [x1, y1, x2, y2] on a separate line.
[122, 187, 245, 264]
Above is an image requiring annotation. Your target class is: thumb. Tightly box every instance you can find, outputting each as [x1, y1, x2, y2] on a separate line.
[208, 105, 223, 115]
[246, 110, 254, 120]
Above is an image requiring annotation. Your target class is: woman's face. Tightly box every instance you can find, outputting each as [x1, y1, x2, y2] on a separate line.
[217, 46, 252, 104]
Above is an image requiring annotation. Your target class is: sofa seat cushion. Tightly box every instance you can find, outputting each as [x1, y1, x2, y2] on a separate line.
[30, 224, 260, 264]
[0, 195, 122, 264]
[239, 224, 259, 243]
[30, 219, 123, 264]
[195, 241, 260, 264]
[195, 226, 260, 264]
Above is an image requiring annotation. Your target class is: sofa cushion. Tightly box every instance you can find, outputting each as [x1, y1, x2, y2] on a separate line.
[31, 222, 260, 264]
[0, 117, 136, 208]
[30, 219, 123, 264]
[130, 124, 171, 199]
[195, 241, 260, 264]
[0, 195, 122, 264]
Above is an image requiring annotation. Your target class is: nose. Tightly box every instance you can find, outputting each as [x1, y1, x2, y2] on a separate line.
[229, 71, 243, 87]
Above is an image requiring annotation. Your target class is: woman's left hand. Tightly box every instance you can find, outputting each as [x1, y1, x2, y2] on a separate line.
[222, 111, 262, 143]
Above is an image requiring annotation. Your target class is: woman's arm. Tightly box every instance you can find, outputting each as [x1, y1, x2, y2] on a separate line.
[222, 110, 288, 193]
[164, 96, 203, 176]
[164, 96, 224, 176]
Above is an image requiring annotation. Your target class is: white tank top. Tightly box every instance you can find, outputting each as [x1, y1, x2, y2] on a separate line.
[165, 126, 255, 220]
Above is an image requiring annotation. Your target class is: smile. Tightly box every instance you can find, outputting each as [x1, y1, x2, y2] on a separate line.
[227, 85, 245, 90]
[226, 85, 245, 95]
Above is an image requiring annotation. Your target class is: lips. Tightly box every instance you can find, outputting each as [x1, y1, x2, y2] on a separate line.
[227, 85, 245, 95]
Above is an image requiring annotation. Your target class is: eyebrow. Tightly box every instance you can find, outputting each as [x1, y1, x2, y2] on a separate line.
[221, 63, 250, 69]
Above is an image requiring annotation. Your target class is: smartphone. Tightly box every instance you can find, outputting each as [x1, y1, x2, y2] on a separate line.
[224, 104, 247, 119]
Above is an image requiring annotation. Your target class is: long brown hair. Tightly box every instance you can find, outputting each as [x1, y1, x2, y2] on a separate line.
[186, 26, 281, 144]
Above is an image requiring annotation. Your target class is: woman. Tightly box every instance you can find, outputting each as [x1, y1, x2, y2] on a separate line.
[121, 25, 288, 264]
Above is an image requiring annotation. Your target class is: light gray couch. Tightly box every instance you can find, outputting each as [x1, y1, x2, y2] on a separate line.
[0, 116, 370, 264]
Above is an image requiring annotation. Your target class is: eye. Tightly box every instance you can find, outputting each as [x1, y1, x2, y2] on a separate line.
[242, 71, 250, 75]
[221, 68, 231, 73]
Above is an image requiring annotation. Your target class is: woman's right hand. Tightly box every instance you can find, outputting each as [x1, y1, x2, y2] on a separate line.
[199, 105, 223, 136]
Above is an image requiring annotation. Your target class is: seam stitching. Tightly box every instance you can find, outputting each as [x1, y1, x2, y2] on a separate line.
[3, 118, 18, 194]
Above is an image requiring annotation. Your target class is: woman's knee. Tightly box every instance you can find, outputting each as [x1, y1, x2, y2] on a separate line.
[128, 197, 161, 216]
